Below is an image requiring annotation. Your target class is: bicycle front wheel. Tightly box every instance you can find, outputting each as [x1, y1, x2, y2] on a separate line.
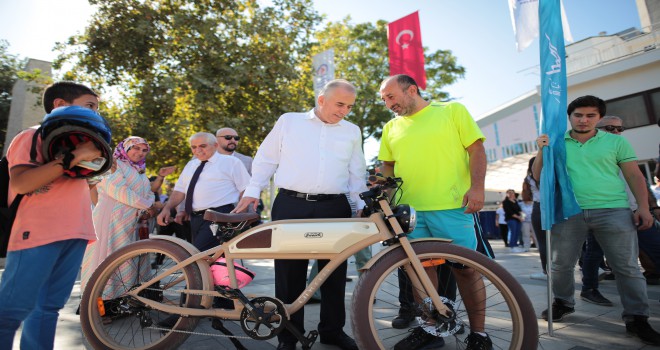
[81, 239, 205, 350]
[351, 241, 538, 350]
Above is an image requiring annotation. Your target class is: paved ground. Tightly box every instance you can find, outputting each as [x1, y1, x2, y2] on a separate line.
[4, 240, 660, 349]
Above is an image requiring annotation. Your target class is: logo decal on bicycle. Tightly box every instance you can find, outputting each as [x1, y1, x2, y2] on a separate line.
[304, 232, 323, 238]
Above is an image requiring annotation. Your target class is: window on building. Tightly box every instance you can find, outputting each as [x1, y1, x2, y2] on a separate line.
[608, 95, 648, 128]
[606, 88, 659, 129]
[649, 90, 660, 125]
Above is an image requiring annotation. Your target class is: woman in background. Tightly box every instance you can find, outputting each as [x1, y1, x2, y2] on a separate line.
[524, 156, 547, 277]
[81, 137, 156, 299]
[503, 189, 523, 253]
[495, 203, 509, 247]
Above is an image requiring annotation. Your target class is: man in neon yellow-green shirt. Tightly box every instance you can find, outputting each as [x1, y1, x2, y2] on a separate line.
[379, 74, 491, 350]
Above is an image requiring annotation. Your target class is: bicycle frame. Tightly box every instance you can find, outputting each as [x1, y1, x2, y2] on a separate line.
[125, 198, 453, 323]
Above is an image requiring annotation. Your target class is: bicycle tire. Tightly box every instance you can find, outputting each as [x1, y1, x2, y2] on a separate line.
[351, 241, 538, 350]
[81, 239, 205, 350]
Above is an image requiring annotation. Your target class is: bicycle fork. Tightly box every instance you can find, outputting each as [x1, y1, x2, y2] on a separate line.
[398, 237, 454, 321]
[378, 198, 452, 321]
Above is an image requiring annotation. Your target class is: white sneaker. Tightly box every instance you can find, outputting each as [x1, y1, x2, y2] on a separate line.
[530, 272, 548, 280]
[511, 247, 525, 253]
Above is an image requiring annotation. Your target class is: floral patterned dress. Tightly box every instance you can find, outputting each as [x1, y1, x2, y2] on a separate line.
[81, 160, 154, 298]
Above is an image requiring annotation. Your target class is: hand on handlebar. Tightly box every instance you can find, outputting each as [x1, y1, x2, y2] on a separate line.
[232, 196, 259, 213]
[368, 175, 386, 185]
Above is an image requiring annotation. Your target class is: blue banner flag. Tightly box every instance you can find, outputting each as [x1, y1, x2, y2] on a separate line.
[538, 0, 580, 230]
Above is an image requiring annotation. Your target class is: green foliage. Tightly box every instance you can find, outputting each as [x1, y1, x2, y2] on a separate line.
[56, 0, 321, 174]
[55, 2, 464, 175]
[0, 40, 24, 151]
[311, 18, 465, 141]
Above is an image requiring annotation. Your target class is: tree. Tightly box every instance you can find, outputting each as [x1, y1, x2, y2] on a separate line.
[56, 0, 322, 173]
[311, 18, 465, 142]
[0, 40, 23, 151]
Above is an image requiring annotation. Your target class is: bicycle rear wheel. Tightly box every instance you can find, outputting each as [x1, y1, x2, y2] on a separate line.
[351, 241, 538, 350]
[81, 239, 205, 350]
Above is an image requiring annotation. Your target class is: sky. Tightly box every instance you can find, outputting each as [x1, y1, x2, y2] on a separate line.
[0, 0, 642, 116]
[0, 0, 642, 159]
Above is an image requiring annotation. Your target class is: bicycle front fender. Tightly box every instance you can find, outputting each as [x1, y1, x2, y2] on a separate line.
[359, 237, 452, 272]
[150, 235, 215, 304]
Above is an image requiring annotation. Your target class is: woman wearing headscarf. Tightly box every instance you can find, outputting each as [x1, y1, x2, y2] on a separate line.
[80, 136, 156, 297]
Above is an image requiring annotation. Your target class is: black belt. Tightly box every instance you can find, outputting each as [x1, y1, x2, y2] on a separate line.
[279, 189, 343, 201]
[191, 203, 234, 216]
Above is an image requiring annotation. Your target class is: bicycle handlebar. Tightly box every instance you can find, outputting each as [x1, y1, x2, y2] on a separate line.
[359, 177, 402, 215]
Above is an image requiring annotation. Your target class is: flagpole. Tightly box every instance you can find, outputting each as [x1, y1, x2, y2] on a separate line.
[537, 0, 581, 336]
[546, 228, 553, 335]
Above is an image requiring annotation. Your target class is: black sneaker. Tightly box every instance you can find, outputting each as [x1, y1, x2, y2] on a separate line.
[541, 299, 575, 322]
[626, 315, 660, 345]
[464, 332, 492, 350]
[394, 327, 444, 350]
[392, 308, 416, 329]
[580, 289, 613, 306]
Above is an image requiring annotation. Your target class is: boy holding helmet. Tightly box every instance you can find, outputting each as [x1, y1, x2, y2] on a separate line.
[0, 82, 108, 349]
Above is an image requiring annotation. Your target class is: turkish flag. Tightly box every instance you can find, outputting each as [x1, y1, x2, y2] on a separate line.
[388, 11, 426, 90]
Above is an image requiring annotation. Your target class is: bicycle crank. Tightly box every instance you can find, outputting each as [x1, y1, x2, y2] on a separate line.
[239, 296, 287, 340]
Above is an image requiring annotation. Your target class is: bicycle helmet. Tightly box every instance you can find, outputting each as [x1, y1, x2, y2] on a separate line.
[30, 106, 113, 178]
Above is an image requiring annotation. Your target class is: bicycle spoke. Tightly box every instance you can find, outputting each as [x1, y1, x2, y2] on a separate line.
[351, 241, 538, 350]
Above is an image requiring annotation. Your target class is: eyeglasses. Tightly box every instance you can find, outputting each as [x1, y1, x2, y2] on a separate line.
[219, 135, 240, 141]
[598, 125, 625, 133]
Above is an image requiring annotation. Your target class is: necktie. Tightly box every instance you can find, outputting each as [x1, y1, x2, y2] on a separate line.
[185, 160, 208, 215]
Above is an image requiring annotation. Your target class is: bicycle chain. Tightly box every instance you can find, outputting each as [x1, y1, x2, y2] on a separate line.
[142, 286, 217, 297]
[145, 324, 254, 340]
[138, 287, 254, 340]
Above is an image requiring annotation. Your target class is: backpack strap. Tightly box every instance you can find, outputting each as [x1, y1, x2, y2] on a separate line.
[29, 126, 42, 165]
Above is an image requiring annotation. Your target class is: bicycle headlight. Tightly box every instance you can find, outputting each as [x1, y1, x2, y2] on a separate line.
[393, 204, 417, 233]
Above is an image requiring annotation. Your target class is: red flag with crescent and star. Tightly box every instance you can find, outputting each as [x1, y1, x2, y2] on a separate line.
[388, 11, 426, 90]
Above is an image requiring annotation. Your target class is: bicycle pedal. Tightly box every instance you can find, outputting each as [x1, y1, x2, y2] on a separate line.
[301, 330, 318, 349]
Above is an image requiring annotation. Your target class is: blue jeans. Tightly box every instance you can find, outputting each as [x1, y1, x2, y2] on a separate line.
[637, 223, 660, 275]
[583, 222, 660, 290]
[551, 208, 648, 319]
[581, 233, 606, 291]
[506, 219, 521, 248]
[0, 239, 87, 349]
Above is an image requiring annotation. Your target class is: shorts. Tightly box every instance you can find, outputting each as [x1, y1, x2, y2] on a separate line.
[409, 208, 494, 258]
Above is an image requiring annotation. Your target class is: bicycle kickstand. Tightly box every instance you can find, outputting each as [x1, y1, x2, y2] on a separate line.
[284, 321, 318, 350]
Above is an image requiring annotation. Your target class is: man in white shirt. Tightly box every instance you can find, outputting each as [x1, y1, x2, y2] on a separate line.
[216, 127, 253, 175]
[157, 132, 250, 251]
[234, 79, 366, 350]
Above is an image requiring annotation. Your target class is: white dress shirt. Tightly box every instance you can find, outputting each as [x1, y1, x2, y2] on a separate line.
[174, 152, 250, 212]
[244, 109, 367, 207]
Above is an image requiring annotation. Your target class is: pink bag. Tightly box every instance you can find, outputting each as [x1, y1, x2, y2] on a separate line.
[210, 258, 255, 288]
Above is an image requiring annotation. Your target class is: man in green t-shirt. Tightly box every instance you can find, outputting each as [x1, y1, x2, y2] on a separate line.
[378, 74, 492, 350]
[532, 95, 659, 346]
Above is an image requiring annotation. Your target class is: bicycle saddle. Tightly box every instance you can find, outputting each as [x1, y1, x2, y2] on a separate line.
[203, 210, 260, 224]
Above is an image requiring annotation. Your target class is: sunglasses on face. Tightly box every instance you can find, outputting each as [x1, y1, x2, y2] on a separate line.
[219, 135, 240, 141]
[598, 125, 625, 133]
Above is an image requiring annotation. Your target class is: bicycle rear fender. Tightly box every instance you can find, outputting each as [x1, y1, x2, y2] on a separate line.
[150, 235, 214, 301]
[359, 238, 452, 272]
